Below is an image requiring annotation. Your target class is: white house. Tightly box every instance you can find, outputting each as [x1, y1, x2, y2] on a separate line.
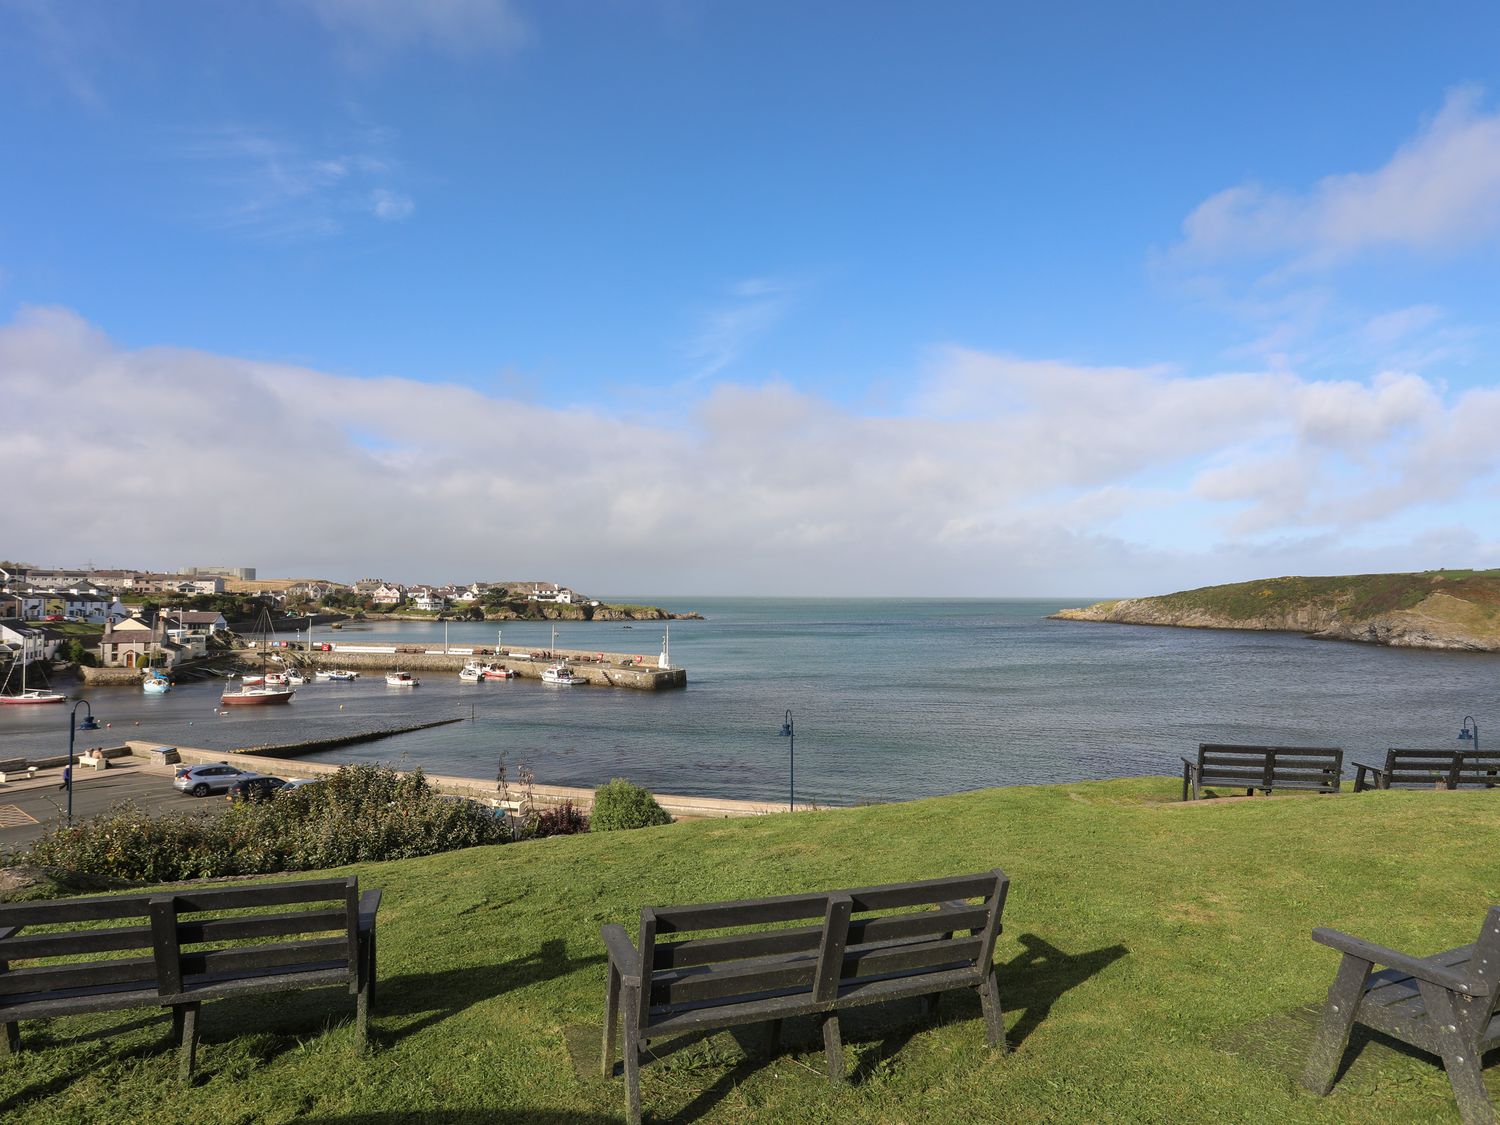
[371, 584, 405, 606]
[0, 619, 50, 665]
[528, 584, 575, 604]
[409, 588, 447, 612]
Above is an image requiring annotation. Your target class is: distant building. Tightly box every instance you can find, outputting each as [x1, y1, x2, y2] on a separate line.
[97, 617, 185, 668]
[180, 566, 256, 580]
[371, 584, 405, 606]
[528, 584, 575, 604]
[408, 588, 447, 612]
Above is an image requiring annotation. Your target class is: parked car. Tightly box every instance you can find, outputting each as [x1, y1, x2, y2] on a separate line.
[226, 776, 288, 803]
[279, 777, 321, 790]
[174, 763, 260, 797]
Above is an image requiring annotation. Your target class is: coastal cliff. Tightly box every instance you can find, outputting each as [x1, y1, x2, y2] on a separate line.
[1051, 570, 1500, 652]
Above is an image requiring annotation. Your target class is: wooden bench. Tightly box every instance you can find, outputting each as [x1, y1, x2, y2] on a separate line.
[1352, 748, 1500, 792]
[0, 876, 380, 1079]
[601, 870, 1009, 1125]
[1302, 906, 1500, 1125]
[1181, 744, 1343, 801]
[0, 758, 33, 785]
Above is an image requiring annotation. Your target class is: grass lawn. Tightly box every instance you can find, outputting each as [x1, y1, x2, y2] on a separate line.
[2, 777, 1497, 1123]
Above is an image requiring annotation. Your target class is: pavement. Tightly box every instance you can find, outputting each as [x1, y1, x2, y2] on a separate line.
[0, 757, 234, 849]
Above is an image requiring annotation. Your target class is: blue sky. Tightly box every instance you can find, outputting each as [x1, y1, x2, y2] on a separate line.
[3, 1, 1499, 595]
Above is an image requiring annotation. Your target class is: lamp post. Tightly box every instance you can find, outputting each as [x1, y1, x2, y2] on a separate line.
[1458, 715, 1479, 753]
[778, 709, 795, 811]
[67, 700, 101, 827]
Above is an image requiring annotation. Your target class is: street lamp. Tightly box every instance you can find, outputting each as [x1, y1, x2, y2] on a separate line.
[1458, 716, 1479, 753]
[778, 709, 794, 811]
[67, 700, 100, 827]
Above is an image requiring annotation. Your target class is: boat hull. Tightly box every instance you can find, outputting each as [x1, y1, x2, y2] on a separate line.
[219, 689, 295, 706]
[0, 692, 67, 705]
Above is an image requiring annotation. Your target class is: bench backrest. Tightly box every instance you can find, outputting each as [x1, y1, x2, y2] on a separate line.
[1196, 744, 1343, 791]
[1465, 906, 1500, 1030]
[634, 870, 1007, 1026]
[0, 757, 27, 773]
[0, 877, 361, 1008]
[1378, 748, 1500, 789]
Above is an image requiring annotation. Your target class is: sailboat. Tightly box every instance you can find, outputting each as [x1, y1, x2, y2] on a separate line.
[220, 607, 295, 707]
[0, 647, 66, 705]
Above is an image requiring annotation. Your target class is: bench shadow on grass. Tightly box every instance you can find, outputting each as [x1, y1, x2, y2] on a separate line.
[297, 1115, 618, 1124]
[571, 932, 1127, 1125]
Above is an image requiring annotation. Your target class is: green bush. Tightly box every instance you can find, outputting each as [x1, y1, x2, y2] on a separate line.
[17, 764, 508, 882]
[588, 778, 672, 832]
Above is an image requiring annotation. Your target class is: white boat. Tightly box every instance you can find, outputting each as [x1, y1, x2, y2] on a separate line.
[285, 669, 308, 685]
[0, 654, 65, 705]
[459, 662, 484, 682]
[386, 670, 419, 687]
[222, 608, 295, 707]
[143, 673, 172, 694]
[315, 669, 359, 681]
[541, 661, 586, 686]
[264, 672, 290, 687]
[241, 674, 266, 686]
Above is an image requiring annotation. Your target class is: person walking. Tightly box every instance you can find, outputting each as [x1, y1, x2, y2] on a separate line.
[57, 764, 71, 790]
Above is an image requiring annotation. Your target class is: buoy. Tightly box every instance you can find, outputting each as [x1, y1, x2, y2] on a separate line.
[339, 703, 344, 710]
[106, 722, 112, 728]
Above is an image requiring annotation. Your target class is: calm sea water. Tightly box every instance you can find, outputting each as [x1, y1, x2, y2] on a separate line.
[3, 598, 1496, 805]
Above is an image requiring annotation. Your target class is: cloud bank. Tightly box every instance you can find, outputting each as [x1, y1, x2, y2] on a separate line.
[3, 308, 1496, 595]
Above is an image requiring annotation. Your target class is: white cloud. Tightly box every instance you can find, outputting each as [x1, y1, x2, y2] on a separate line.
[179, 125, 414, 240]
[301, 0, 530, 60]
[3, 308, 1497, 595]
[683, 277, 796, 382]
[1174, 86, 1500, 268]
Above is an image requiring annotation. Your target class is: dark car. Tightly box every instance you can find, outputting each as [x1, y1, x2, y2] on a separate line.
[226, 776, 287, 803]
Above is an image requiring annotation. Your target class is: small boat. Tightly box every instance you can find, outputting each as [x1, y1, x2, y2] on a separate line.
[264, 672, 290, 687]
[241, 674, 266, 686]
[540, 662, 587, 686]
[315, 669, 360, 682]
[284, 669, 308, 685]
[143, 673, 172, 694]
[0, 688, 67, 705]
[459, 662, 484, 682]
[386, 670, 419, 687]
[220, 685, 295, 707]
[482, 664, 515, 680]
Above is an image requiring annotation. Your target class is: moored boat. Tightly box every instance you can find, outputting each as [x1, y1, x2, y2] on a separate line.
[540, 661, 587, 686]
[219, 685, 295, 706]
[315, 668, 359, 681]
[386, 670, 419, 687]
[143, 673, 172, 694]
[482, 664, 515, 680]
[459, 662, 483, 682]
[0, 688, 67, 705]
[285, 669, 308, 685]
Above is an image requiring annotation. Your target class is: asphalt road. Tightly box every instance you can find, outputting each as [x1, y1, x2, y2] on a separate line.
[0, 760, 233, 849]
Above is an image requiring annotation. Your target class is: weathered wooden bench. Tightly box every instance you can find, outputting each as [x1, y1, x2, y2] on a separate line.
[601, 870, 1009, 1125]
[1302, 906, 1500, 1125]
[0, 876, 380, 1078]
[1352, 748, 1500, 792]
[1180, 744, 1343, 801]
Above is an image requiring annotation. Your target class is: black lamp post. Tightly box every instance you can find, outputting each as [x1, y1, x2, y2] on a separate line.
[778, 709, 794, 811]
[1458, 715, 1479, 753]
[67, 700, 100, 827]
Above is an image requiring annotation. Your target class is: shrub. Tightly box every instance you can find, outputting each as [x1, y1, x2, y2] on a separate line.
[527, 800, 589, 839]
[17, 764, 509, 882]
[589, 778, 672, 832]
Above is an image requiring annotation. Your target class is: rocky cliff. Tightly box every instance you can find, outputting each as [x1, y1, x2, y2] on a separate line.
[1051, 571, 1500, 652]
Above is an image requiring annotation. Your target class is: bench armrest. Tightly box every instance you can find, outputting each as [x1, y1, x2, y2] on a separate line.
[358, 888, 382, 933]
[1350, 761, 1383, 775]
[601, 923, 640, 979]
[1312, 928, 1488, 996]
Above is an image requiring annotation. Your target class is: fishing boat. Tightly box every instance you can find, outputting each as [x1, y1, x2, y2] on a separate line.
[143, 672, 172, 694]
[0, 654, 66, 705]
[385, 670, 419, 687]
[284, 669, 308, 685]
[482, 664, 515, 680]
[221, 608, 295, 707]
[540, 661, 587, 686]
[315, 669, 359, 681]
[459, 661, 484, 682]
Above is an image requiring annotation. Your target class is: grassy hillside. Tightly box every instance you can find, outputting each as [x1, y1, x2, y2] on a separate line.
[3, 778, 1498, 1123]
[1149, 570, 1500, 622]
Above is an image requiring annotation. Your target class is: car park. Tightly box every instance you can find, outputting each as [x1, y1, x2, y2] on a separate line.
[173, 763, 259, 797]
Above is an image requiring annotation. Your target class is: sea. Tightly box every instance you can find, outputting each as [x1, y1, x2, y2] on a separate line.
[2, 598, 1495, 806]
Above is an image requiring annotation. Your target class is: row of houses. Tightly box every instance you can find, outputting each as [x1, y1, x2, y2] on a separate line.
[0, 609, 229, 673]
[0, 566, 226, 596]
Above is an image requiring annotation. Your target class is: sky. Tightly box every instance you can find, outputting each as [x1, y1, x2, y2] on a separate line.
[3, 0, 1499, 597]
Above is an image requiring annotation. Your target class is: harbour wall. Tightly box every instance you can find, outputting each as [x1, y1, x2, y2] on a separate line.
[287, 646, 686, 690]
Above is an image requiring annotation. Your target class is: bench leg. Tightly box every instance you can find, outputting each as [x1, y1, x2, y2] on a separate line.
[176, 1002, 201, 1083]
[2, 1021, 17, 1055]
[621, 985, 642, 1125]
[365, 930, 378, 1011]
[766, 1017, 782, 1055]
[822, 1013, 845, 1083]
[1300, 953, 1370, 1095]
[602, 964, 621, 1079]
[1419, 981, 1494, 1125]
[355, 972, 371, 1049]
[918, 993, 938, 1020]
[978, 970, 1008, 1053]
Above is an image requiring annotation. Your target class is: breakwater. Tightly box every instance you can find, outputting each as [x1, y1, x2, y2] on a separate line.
[288, 646, 686, 690]
[231, 716, 467, 758]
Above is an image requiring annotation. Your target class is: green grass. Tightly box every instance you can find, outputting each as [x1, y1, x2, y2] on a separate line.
[1150, 570, 1500, 622]
[4, 778, 1498, 1123]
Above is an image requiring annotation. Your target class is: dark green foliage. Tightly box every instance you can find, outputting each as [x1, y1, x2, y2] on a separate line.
[588, 778, 672, 832]
[18, 764, 508, 881]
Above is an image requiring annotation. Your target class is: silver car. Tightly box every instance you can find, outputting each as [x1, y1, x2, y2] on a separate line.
[173, 763, 260, 797]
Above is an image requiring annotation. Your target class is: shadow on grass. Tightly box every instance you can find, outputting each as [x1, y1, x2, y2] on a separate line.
[298, 1115, 617, 1124]
[379, 938, 604, 1042]
[576, 931, 1127, 1123]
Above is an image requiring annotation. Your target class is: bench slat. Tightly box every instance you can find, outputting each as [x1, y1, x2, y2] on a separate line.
[180, 907, 348, 945]
[0, 923, 153, 960]
[177, 937, 350, 980]
[0, 955, 157, 997]
[170, 878, 355, 913]
[0, 896, 154, 926]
